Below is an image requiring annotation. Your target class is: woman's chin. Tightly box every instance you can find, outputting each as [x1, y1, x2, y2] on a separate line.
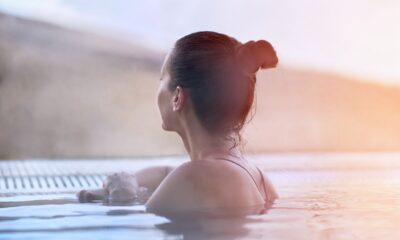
[161, 123, 169, 131]
[162, 123, 175, 132]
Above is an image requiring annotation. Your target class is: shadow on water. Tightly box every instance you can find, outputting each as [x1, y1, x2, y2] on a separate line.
[99, 200, 274, 240]
[148, 203, 273, 240]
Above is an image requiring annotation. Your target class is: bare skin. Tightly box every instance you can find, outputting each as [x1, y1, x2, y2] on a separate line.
[77, 51, 278, 212]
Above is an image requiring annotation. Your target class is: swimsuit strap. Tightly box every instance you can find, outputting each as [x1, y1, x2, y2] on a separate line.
[214, 157, 264, 198]
[255, 166, 270, 202]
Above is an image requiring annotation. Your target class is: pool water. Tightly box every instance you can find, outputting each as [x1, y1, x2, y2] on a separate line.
[1, 153, 400, 240]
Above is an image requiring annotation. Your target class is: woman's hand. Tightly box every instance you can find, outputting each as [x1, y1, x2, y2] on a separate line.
[103, 171, 139, 203]
[77, 171, 145, 204]
[77, 188, 107, 203]
[77, 166, 174, 204]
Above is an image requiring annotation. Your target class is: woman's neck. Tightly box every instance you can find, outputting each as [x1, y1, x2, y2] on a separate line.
[176, 113, 242, 161]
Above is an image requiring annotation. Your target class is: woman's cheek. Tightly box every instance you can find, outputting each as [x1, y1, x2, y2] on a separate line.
[157, 85, 164, 115]
[157, 88, 168, 120]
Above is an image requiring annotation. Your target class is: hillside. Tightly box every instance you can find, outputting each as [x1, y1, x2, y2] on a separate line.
[245, 68, 400, 153]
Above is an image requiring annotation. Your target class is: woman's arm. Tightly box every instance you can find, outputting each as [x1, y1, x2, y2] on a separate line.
[133, 165, 175, 193]
[77, 165, 175, 203]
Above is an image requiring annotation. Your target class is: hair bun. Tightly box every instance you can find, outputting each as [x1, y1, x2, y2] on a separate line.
[235, 39, 278, 74]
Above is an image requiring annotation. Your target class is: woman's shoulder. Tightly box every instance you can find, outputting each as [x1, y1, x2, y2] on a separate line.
[145, 161, 262, 213]
[171, 160, 264, 191]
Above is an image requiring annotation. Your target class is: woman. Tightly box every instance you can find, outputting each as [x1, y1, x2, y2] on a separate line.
[78, 31, 279, 214]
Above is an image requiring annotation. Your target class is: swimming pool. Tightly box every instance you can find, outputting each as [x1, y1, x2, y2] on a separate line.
[1, 152, 400, 239]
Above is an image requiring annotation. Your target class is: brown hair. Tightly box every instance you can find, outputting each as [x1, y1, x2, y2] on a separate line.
[168, 31, 278, 149]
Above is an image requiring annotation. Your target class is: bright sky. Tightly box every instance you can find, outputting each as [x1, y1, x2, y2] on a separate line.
[0, 0, 399, 85]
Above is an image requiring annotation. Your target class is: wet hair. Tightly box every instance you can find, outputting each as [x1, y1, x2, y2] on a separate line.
[167, 31, 278, 149]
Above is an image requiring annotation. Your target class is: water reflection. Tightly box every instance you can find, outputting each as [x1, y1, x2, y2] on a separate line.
[156, 215, 252, 240]
[104, 202, 273, 240]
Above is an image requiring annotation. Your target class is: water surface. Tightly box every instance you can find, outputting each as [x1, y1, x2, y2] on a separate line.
[1, 153, 400, 240]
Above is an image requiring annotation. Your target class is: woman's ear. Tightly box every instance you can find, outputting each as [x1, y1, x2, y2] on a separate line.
[172, 86, 184, 111]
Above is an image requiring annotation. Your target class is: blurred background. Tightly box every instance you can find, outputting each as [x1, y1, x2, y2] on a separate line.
[0, 0, 399, 159]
